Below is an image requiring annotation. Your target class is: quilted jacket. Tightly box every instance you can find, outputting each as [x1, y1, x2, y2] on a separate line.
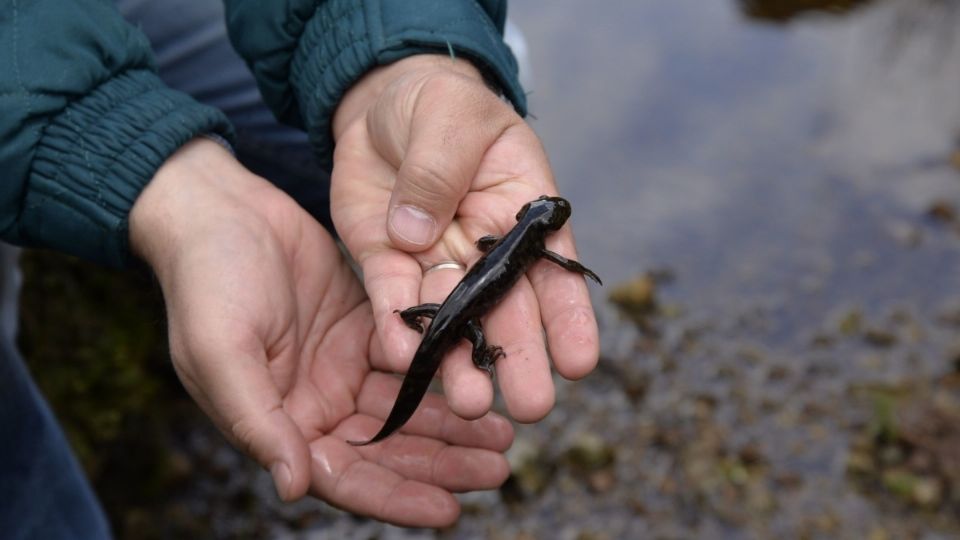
[0, 0, 525, 266]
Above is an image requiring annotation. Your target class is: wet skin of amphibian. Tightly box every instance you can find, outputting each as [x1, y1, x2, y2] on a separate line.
[349, 196, 602, 446]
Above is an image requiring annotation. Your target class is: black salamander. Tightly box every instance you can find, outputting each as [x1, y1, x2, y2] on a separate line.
[349, 196, 601, 445]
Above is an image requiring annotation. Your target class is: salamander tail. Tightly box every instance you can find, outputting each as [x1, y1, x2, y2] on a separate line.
[346, 367, 435, 446]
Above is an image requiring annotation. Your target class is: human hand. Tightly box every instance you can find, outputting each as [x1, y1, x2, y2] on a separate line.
[129, 139, 514, 526]
[331, 55, 600, 425]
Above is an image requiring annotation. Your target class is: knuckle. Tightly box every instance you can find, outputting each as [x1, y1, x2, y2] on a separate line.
[401, 160, 462, 201]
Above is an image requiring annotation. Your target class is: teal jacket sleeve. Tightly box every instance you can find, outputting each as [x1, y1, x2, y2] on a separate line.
[0, 0, 232, 267]
[224, 0, 527, 170]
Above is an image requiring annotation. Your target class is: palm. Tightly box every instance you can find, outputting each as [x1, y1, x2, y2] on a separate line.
[162, 185, 511, 526]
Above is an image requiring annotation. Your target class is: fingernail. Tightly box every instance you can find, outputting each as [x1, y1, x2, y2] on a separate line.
[391, 205, 436, 246]
[270, 461, 292, 500]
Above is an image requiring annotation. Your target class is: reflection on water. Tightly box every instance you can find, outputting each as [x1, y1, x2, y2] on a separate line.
[515, 0, 960, 315]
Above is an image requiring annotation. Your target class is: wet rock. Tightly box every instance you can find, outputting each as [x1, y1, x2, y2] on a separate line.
[609, 274, 657, 311]
[738, 443, 767, 467]
[501, 439, 555, 502]
[575, 532, 609, 540]
[587, 469, 617, 494]
[846, 444, 875, 476]
[772, 470, 804, 490]
[809, 333, 835, 347]
[863, 327, 897, 348]
[766, 364, 791, 382]
[837, 309, 863, 336]
[563, 432, 616, 473]
[936, 303, 960, 327]
[881, 469, 943, 508]
[559, 433, 618, 495]
[848, 380, 960, 516]
[947, 349, 960, 374]
[898, 390, 960, 489]
[927, 199, 957, 224]
[812, 511, 840, 535]
[594, 359, 649, 405]
[165, 449, 195, 486]
[609, 272, 663, 332]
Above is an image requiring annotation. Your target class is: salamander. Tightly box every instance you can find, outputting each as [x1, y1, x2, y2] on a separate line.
[349, 195, 602, 445]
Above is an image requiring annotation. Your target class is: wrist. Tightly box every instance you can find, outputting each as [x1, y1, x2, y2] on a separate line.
[128, 138, 276, 279]
[332, 54, 486, 140]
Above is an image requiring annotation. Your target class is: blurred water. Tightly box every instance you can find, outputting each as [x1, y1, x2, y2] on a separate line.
[515, 0, 960, 325]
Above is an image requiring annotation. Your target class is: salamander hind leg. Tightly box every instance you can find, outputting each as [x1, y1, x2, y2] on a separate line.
[464, 319, 506, 377]
[394, 303, 441, 333]
[478, 345, 506, 376]
[540, 249, 603, 285]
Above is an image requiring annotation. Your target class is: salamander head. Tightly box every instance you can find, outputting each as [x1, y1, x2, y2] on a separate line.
[515, 195, 572, 230]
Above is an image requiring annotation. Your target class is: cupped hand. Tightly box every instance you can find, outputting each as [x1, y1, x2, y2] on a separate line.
[330, 55, 600, 424]
[129, 139, 513, 527]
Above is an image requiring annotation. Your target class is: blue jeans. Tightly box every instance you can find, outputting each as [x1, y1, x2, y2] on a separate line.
[1, 1, 325, 538]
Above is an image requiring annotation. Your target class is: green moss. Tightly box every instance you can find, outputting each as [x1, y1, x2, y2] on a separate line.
[17, 249, 201, 537]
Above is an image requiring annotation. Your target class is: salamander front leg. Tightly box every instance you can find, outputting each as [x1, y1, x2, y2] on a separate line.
[540, 249, 603, 285]
[463, 319, 505, 376]
[475, 235, 501, 253]
[394, 303, 441, 333]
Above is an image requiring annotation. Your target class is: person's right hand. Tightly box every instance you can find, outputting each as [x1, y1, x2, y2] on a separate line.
[330, 55, 600, 427]
[128, 138, 515, 527]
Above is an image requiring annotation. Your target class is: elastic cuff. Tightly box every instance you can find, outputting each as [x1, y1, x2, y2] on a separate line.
[200, 132, 236, 156]
[25, 69, 233, 267]
[291, 0, 527, 170]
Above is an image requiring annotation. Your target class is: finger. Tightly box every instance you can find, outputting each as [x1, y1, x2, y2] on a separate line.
[309, 436, 460, 528]
[482, 278, 556, 423]
[183, 344, 311, 502]
[439, 344, 495, 420]
[334, 415, 510, 492]
[379, 74, 520, 250]
[416, 262, 497, 419]
[529, 229, 601, 380]
[363, 250, 428, 372]
[355, 372, 513, 450]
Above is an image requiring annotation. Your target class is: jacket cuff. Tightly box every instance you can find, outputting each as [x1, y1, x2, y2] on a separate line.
[25, 69, 232, 267]
[291, 0, 527, 170]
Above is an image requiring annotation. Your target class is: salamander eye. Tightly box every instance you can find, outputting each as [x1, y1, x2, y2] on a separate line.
[515, 202, 532, 221]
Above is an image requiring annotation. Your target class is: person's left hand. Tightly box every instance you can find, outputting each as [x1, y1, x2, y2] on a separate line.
[330, 55, 600, 426]
[129, 138, 514, 526]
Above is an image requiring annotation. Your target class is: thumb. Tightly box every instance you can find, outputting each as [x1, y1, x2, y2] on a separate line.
[229, 396, 312, 503]
[384, 74, 519, 251]
[183, 346, 311, 502]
